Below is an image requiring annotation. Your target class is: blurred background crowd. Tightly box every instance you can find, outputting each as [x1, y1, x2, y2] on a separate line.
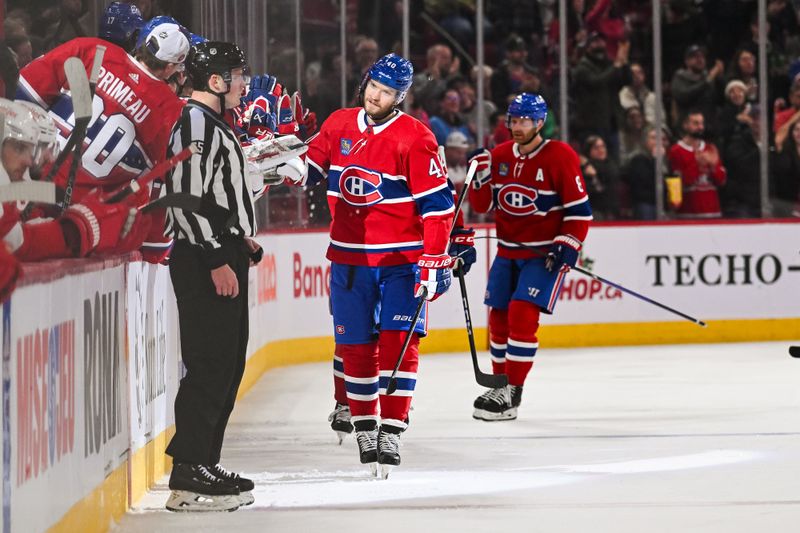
[1, 0, 799, 230]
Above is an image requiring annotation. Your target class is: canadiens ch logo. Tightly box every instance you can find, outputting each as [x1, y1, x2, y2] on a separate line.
[338, 166, 384, 206]
[498, 163, 509, 176]
[340, 138, 353, 155]
[497, 183, 539, 216]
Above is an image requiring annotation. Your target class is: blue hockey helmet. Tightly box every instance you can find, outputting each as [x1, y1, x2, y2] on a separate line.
[99, 2, 144, 49]
[506, 93, 548, 127]
[188, 32, 207, 46]
[365, 53, 414, 104]
[136, 16, 184, 49]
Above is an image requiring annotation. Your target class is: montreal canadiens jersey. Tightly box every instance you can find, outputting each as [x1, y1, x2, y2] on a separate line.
[306, 108, 455, 266]
[470, 139, 592, 259]
[17, 38, 184, 199]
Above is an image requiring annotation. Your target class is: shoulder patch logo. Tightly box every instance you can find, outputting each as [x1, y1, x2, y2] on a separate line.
[498, 162, 509, 176]
[340, 138, 352, 156]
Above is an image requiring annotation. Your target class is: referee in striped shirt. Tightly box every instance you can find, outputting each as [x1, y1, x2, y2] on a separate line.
[163, 41, 261, 507]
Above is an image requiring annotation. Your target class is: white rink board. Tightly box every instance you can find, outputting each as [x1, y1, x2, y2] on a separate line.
[552, 222, 800, 324]
[248, 221, 800, 343]
[2, 266, 128, 533]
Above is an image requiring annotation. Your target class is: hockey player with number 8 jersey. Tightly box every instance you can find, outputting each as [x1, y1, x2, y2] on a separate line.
[468, 93, 592, 422]
[300, 53, 454, 478]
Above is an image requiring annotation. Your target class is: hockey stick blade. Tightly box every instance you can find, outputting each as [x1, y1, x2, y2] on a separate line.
[107, 142, 200, 203]
[789, 346, 800, 358]
[64, 57, 93, 124]
[0, 182, 57, 204]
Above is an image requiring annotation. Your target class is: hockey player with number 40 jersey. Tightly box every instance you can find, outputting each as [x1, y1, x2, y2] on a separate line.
[468, 93, 592, 421]
[281, 53, 455, 479]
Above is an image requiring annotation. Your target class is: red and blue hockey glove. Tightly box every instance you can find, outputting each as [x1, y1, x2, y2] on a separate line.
[545, 234, 582, 273]
[276, 93, 299, 135]
[449, 227, 476, 274]
[414, 253, 453, 301]
[292, 91, 317, 139]
[244, 74, 281, 135]
[467, 148, 491, 190]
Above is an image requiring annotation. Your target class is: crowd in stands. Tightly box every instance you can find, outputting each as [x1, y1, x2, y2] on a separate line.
[0, 0, 799, 253]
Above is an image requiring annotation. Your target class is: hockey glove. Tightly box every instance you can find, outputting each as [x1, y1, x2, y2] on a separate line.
[276, 156, 307, 186]
[467, 148, 491, 190]
[414, 253, 453, 301]
[61, 191, 136, 257]
[545, 234, 582, 273]
[449, 227, 476, 274]
[276, 93, 299, 135]
[292, 91, 318, 139]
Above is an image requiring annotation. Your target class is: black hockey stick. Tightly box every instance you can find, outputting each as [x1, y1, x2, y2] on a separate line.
[790, 346, 800, 358]
[454, 266, 508, 388]
[141, 192, 239, 231]
[475, 236, 708, 327]
[386, 159, 481, 395]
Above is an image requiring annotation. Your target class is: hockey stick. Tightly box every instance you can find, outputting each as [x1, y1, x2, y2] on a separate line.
[437, 145, 507, 388]
[106, 142, 200, 203]
[790, 346, 800, 358]
[0, 182, 57, 204]
[386, 159, 481, 395]
[141, 192, 239, 231]
[59, 47, 105, 212]
[475, 236, 708, 327]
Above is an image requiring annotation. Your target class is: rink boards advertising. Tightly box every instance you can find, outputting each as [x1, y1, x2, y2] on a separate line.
[0, 219, 797, 532]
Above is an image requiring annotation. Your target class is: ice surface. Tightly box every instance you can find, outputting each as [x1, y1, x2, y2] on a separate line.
[116, 342, 800, 532]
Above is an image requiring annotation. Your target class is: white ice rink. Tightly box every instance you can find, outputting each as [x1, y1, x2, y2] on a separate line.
[117, 342, 800, 533]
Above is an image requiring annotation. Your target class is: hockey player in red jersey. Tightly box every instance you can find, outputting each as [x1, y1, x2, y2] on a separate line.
[291, 53, 455, 478]
[0, 98, 148, 264]
[469, 93, 592, 421]
[16, 22, 189, 262]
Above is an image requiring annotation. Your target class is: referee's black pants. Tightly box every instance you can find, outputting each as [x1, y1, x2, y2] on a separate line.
[166, 238, 250, 466]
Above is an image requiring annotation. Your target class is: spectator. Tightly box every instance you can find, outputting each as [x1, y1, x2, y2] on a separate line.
[581, 135, 620, 220]
[413, 43, 458, 116]
[624, 125, 671, 220]
[490, 33, 537, 109]
[405, 87, 431, 129]
[5, 33, 32, 69]
[455, 78, 496, 142]
[584, 0, 627, 59]
[350, 36, 380, 98]
[428, 88, 472, 146]
[571, 32, 630, 157]
[717, 80, 760, 218]
[39, 0, 91, 51]
[773, 80, 800, 140]
[726, 48, 759, 103]
[488, 109, 511, 148]
[670, 44, 724, 135]
[444, 130, 469, 189]
[619, 62, 663, 127]
[771, 120, 800, 217]
[668, 111, 726, 218]
[618, 105, 647, 164]
[663, 0, 707, 78]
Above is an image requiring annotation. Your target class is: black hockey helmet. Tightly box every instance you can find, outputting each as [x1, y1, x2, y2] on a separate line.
[187, 41, 249, 92]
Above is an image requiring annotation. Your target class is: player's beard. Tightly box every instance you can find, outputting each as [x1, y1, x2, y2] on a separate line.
[364, 99, 397, 123]
[513, 125, 543, 148]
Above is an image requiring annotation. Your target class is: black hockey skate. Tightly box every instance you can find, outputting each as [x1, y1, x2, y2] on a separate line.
[328, 402, 354, 444]
[377, 426, 402, 479]
[166, 463, 241, 512]
[210, 463, 255, 506]
[472, 385, 523, 422]
[354, 420, 378, 476]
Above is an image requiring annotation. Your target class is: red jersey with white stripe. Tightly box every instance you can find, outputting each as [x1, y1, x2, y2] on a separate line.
[470, 139, 592, 259]
[17, 38, 184, 200]
[667, 140, 726, 218]
[306, 107, 455, 266]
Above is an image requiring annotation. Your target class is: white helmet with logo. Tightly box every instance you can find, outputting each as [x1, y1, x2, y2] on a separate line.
[16, 100, 60, 169]
[0, 97, 38, 147]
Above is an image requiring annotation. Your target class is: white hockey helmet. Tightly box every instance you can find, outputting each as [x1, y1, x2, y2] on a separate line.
[16, 100, 60, 169]
[0, 98, 38, 147]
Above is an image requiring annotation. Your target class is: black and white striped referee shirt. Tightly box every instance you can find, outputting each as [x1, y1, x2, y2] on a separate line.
[165, 100, 256, 259]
